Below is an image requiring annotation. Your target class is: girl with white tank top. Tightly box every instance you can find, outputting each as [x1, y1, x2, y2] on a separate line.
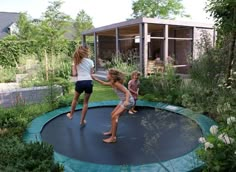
[67, 45, 94, 128]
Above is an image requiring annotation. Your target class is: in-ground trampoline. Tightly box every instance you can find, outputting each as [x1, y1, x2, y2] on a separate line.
[24, 100, 215, 172]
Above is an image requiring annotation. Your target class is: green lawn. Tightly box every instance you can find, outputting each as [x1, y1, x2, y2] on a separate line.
[63, 81, 144, 106]
[90, 82, 118, 102]
[67, 82, 118, 104]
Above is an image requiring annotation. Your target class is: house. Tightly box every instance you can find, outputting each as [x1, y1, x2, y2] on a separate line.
[81, 17, 215, 76]
[0, 12, 20, 39]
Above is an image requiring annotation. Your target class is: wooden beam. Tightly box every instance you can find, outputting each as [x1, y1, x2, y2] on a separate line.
[94, 33, 97, 71]
[82, 17, 214, 36]
[192, 27, 197, 59]
[118, 37, 136, 40]
[168, 37, 193, 40]
[150, 37, 165, 40]
[115, 28, 119, 56]
[143, 23, 148, 77]
[82, 35, 86, 46]
[164, 24, 169, 65]
[139, 24, 143, 74]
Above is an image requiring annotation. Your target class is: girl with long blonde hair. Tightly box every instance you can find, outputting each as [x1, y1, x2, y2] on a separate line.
[67, 45, 94, 127]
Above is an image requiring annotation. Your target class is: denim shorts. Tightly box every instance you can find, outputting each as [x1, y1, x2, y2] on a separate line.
[119, 97, 135, 110]
[75, 80, 93, 94]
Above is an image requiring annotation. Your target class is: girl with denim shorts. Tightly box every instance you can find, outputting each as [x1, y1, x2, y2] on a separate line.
[67, 45, 94, 127]
[92, 68, 134, 143]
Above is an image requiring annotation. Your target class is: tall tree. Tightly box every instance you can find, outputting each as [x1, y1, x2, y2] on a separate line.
[74, 10, 94, 43]
[16, 13, 36, 40]
[39, 0, 71, 50]
[131, 0, 188, 19]
[206, 0, 236, 85]
[38, 0, 71, 79]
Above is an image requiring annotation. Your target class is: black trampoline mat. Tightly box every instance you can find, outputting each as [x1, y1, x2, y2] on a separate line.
[41, 106, 202, 165]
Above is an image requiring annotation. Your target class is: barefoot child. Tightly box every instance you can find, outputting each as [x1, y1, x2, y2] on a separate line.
[128, 71, 141, 114]
[67, 45, 94, 127]
[92, 69, 134, 143]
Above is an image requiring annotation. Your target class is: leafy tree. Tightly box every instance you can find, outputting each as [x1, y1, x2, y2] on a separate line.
[206, 0, 236, 85]
[16, 13, 36, 40]
[131, 0, 188, 19]
[37, 0, 71, 80]
[74, 10, 94, 43]
[39, 0, 71, 52]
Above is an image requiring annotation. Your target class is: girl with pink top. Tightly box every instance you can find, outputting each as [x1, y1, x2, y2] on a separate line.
[128, 71, 141, 114]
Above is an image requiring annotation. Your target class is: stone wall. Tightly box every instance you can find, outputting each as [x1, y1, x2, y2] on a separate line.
[0, 85, 63, 108]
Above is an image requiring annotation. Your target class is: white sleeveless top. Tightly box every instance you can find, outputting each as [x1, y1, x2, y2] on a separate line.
[76, 58, 94, 81]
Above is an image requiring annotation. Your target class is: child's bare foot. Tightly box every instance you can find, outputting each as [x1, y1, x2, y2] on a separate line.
[103, 137, 117, 143]
[132, 110, 137, 113]
[128, 110, 134, 114]
[103, 131, 112, 136]
[80, 120, 86, 128]
[67, 113, 73, 119]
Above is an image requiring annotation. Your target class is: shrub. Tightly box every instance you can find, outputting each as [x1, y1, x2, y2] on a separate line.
[0, 67, 16, 83]
[0, 136, 63, 172]
[110, 53, 139, 76]
[140, 65, 183, 105]
[197, 117, 236, 172]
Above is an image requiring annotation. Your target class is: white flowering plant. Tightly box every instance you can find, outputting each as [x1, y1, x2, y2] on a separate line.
[197, 116, 236, 171]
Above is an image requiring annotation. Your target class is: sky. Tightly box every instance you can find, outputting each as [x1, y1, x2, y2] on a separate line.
[0, 0, 213, 27]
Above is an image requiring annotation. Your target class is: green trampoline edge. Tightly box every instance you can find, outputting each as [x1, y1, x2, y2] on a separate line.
[23, 100, 215, 172]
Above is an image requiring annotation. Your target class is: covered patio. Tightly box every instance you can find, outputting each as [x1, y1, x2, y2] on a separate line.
[82, 17, 215, 76]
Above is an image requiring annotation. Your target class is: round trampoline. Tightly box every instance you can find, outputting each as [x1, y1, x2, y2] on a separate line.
[24, 100, 215, 172]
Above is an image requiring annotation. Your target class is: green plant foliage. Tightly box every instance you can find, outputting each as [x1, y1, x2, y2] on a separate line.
[131, 0, 188, 19]
[0, 103, 53, 129]
[197, 115, 236, 172]
[0, 67, 16, 82]
[74, 10, 94, 42]
[0, 40, 36, 67]
[190, 31, 226, 89]
[206, 0, 236, 86]
[0, 101, 60, 171]
[66, 40, 78, 57]
[109, 53, 139, 76]
[0, 137, 63, 172]
[139, 65, 182, 105]
[54, 56, 72, 80]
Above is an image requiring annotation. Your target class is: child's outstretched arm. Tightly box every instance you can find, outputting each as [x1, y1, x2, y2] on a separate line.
[72, 58, 77, 76]
[92, 74, 111, 86]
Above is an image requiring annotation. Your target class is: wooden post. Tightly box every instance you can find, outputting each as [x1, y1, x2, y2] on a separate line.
[82, 35, 86, 46]
[94, 33, 97, 71]
[192, 27, 197, 59]
[143, 23, 148, 77]
[164, 24, 169, 65]
[116, 28, 120, 57]
[45, 49, 48, 81]
[139, 23, 149, 76]
[139, 24, 143, 75]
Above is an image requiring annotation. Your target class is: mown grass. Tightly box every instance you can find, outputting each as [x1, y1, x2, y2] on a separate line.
[57, 81, 119, 107]
[90, 82, 118, 102]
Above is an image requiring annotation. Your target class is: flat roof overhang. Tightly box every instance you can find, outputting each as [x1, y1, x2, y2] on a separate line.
[82, 17, 214, 37]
